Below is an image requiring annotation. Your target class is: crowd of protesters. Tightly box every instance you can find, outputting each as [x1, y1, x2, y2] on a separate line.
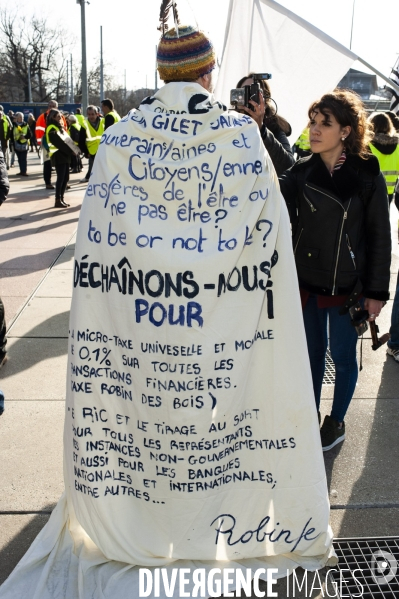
[0, 97, 121, 405]
[1, 78, 399, 455]
[0, 98, 120, 203]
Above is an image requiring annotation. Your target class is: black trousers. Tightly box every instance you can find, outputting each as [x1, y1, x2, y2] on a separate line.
[43, 159, 52, 185]
[55, 163, 70, 200]
[85, 154, 95, 180]
[71, 153, 83, 172]
[0, 297, 7, 357]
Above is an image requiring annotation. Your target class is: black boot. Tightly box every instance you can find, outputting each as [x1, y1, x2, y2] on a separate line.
[54, 198, 67, 208]
[60, 197, 70, 207]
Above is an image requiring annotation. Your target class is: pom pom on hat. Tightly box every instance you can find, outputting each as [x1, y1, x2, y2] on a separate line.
[157, 24, 216, 83]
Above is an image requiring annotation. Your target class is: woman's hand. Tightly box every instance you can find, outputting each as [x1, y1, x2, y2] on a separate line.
[364, 298, 385, 321]
[237, 92, 265, 130]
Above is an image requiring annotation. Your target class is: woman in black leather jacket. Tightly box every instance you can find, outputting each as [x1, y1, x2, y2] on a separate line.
[236, 74, 295, 175]
[279, 89, 391, 451]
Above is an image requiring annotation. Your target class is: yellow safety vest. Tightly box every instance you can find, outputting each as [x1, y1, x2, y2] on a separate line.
[1, 115, 9, 138]
[83, 118, 105, 155]
[107, 110, 120, 124]
[369, 144, 399, 195]
[45, 124, 60, 157]
[295, 127, 310, 151]
[75, 114, 85, 127]
[13, 123, 29, 146]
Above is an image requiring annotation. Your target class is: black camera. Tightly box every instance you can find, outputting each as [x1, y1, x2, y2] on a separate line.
[230, 73, 272, 111]
[349, 302, 369, 337]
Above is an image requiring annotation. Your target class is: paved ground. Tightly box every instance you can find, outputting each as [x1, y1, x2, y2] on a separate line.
[0, 153, 398, 597]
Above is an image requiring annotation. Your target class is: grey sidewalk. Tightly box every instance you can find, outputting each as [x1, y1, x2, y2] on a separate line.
[0, 153, 399, 597]
[0, 154, 84, 582]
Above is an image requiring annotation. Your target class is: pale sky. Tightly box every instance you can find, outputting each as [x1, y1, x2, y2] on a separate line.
[9, 0, 399, 91]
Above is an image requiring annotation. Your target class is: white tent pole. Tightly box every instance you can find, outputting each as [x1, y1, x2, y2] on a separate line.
[356, 56, 399, 94]
[349, 0, 356, 50]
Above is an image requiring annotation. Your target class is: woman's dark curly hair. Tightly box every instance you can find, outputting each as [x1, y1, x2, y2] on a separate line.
[236, 74, 291, 136]
[308, 88, 373, 158]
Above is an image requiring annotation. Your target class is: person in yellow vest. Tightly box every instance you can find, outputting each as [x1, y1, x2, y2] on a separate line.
[46, 109, 76, 208]
[67, 114, 83, 173]
[0, 105, 12, 168]
[368, 112, 399, 203]
[294, 126, 311, 159]
[100, 98, 121, 130]
[75, 107, 86, 127]
[78, 105, 104, 183]
[13, 112, 31, 176]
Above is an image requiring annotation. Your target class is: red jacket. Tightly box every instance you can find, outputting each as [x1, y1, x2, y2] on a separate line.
[36, 111, 67, 145]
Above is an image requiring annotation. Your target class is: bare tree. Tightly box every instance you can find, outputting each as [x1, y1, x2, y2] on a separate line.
[129, 88, 156, 109]
[0, 8, 74, 102]
[75, 59, 117, 107]
[73, 56, 155, 115]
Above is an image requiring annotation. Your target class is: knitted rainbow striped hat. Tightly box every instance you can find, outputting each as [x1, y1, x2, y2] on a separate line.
[157, 25, 216, 83]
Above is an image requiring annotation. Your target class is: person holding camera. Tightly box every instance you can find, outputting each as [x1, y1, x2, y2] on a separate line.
[279, 89, 391, 451]
[235, 73, 295, 175]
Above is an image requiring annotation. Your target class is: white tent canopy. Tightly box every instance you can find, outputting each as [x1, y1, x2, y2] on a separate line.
[215, 0, 385, 143]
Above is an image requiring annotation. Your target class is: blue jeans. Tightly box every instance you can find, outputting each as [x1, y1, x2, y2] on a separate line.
[388, 272, 399, 350]
[16, 150, 28, 174]
[303, 294, 359, 422]
[0, 390, 4, 415]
